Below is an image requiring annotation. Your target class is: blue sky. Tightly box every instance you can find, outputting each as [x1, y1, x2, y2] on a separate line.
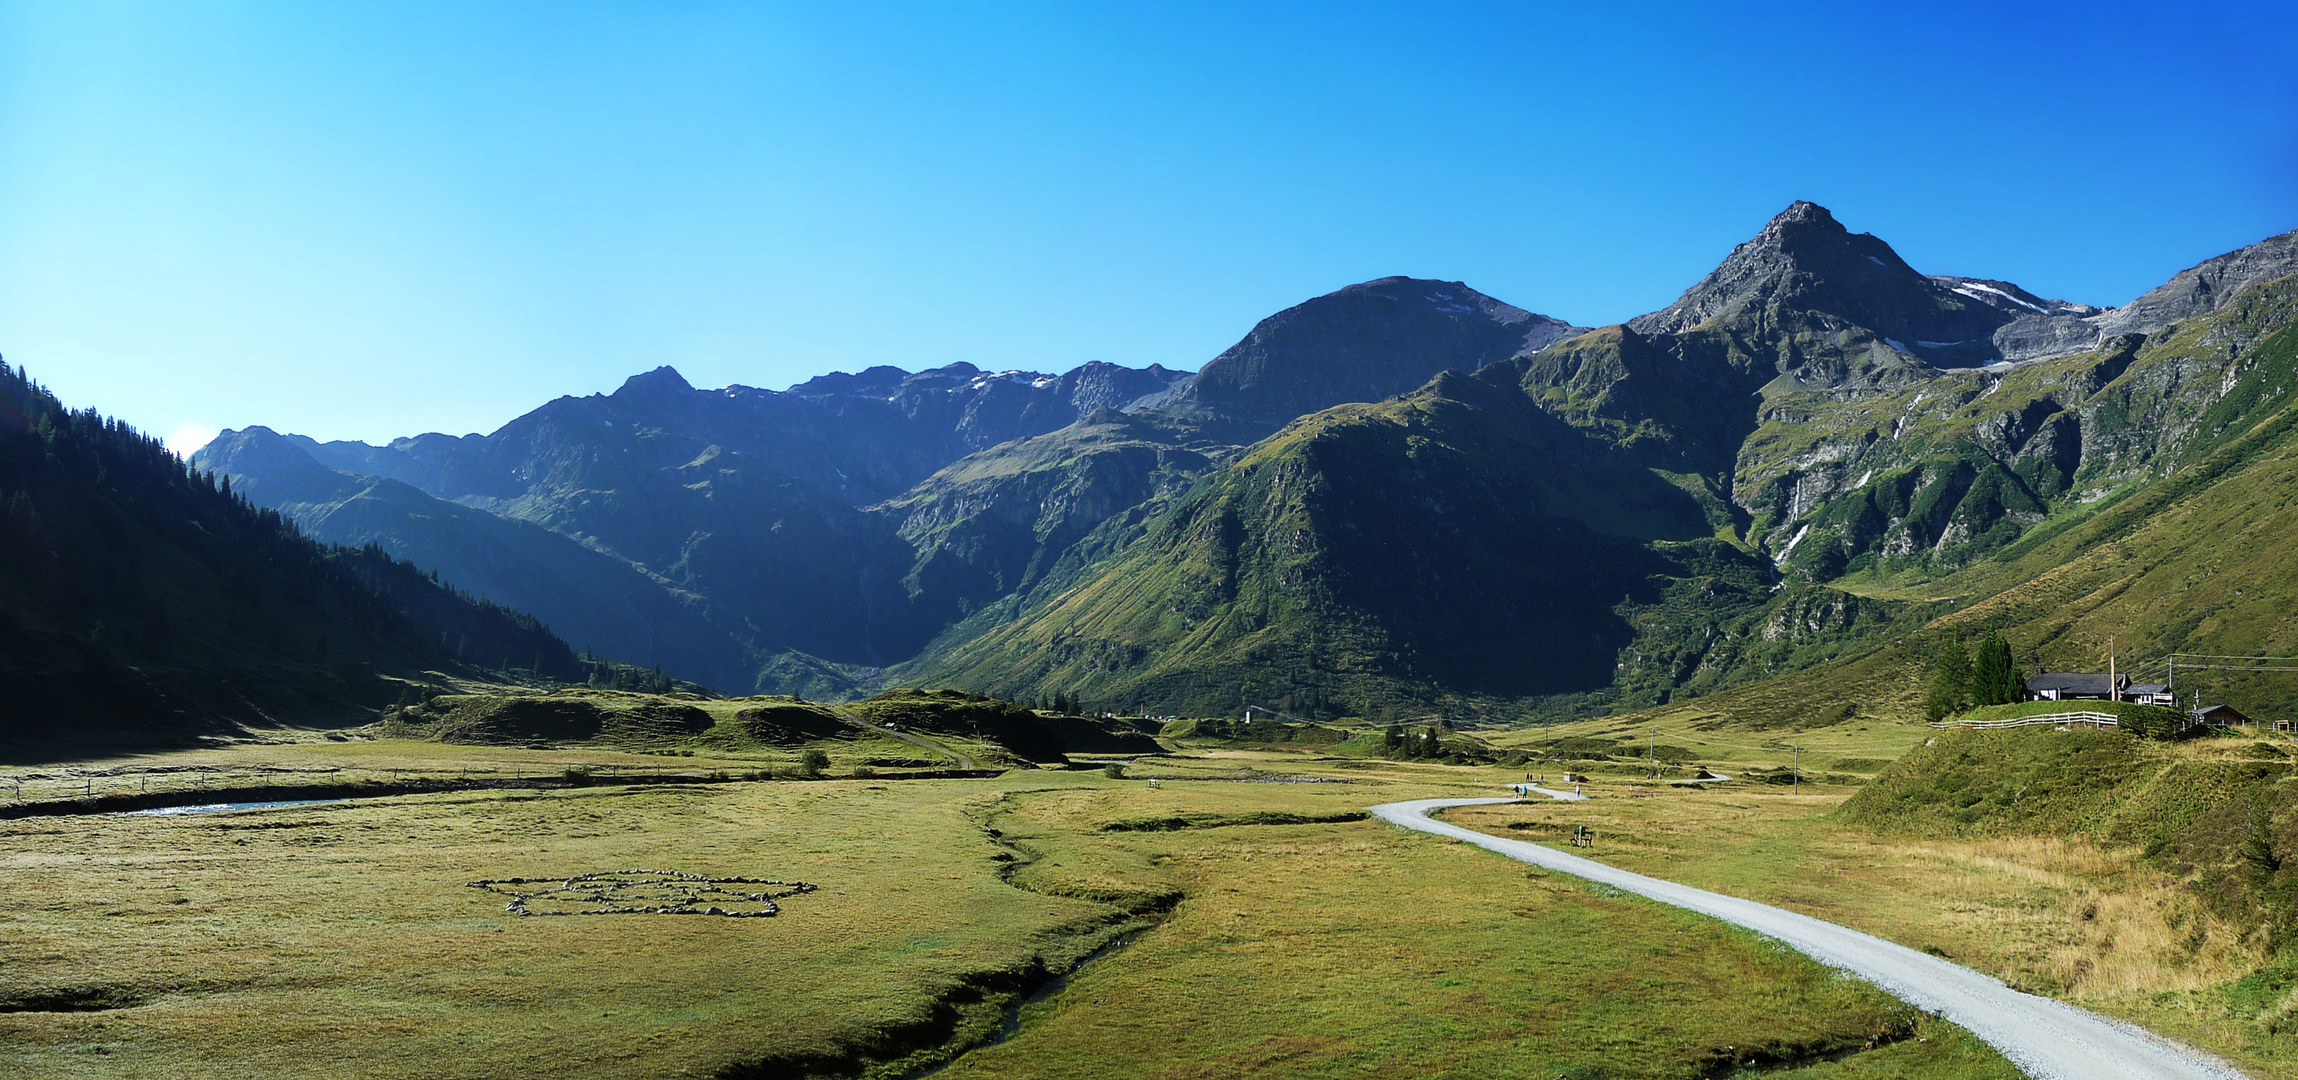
[3, 1, 2294, 451]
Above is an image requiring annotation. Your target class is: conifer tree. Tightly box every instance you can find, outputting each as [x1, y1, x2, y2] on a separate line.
[1926, 636, 1972, 720]
[1969, 631, 2021, 706]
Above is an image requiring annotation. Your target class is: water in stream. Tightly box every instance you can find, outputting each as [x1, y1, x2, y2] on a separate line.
[907, 936, 1133, 1078]
[122, 799, 342, 816]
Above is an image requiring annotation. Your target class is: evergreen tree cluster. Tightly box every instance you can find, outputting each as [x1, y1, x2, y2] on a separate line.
[1380, 722, 1448, 759]
[581, 653, 681, 694]
[1970, 632, 2022, 707]
[1022, 690, 1090, 716]
[0, 362, 584, 738]
[1925, 630, 2024, 720]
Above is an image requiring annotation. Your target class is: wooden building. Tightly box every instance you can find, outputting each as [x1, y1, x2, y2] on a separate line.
[2025, 672, 2130, 702]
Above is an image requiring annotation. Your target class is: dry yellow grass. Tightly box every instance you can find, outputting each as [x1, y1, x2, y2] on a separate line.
[1447, 777, 2290, 1077]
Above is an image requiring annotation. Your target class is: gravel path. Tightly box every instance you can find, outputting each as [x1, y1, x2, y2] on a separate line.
[1372, 797, 2251, 1080]
[829, 707, 976, 770]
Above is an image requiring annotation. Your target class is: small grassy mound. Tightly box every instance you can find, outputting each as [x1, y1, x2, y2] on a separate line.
[727, 701, 850, 745]
[1842, 728, 2298, 957]
[850, 689, 1159, 762]
[1841, 728, 2148, 838]
[1949, 699, 2196, 737]
[380, 690, 716, 746]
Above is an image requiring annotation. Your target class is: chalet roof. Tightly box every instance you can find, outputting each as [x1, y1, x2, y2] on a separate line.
[2026, 672, 2129, 695]
[2192, 703, 2251, 721]
[2127, 683, 2170, 695]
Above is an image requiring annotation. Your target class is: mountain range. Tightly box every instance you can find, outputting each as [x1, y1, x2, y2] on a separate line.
[198, 202, 2298, 721]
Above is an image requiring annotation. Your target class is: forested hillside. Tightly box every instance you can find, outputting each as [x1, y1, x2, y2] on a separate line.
[0, 364, 581, 747]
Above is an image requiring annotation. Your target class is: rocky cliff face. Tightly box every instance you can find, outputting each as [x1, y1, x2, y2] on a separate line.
[1628, 201, 2019, 371]
[2098, 227, 2298, 337]
[1746, 275, 2298, 582]
[1918, 226, 2298, 364]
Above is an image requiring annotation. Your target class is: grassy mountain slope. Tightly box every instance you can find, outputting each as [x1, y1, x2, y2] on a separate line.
[1750, 276, 2298, 582]
[877, 411, 1219, 633]
[913, 367, 1907, 716]
[190, 206, 2298, 724]
[1901, 304, 2298, 719]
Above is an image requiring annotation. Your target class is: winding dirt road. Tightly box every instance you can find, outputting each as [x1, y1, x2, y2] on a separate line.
[828, 707, 977, 770]
[1372, 797, 2250, 1080]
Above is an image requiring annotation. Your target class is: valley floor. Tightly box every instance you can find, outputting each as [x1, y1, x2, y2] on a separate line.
[5, 729, 2282, 1079]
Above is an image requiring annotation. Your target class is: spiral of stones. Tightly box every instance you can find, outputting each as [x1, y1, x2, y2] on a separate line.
[466, 869, 818, 917]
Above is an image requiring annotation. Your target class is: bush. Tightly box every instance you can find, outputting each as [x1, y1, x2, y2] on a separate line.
[851, 766, 878, 780]
[1103, 762, 1127, 780]
[798, 748, 831, 777]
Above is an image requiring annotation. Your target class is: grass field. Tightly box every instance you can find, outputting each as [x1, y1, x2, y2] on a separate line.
[0, 737, 2029, 1080]
[1446, 729, 2298, 1078]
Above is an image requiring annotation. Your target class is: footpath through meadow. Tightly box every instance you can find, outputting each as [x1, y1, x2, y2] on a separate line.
[1372, 797, 2252, 1080]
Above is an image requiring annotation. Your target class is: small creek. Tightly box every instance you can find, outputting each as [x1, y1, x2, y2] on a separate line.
[907, 935, 1135, 1078]
[120, 799, 344, 816]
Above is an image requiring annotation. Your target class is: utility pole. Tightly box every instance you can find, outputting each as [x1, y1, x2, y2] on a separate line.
[2110, 636, 2119, 702]
[1792, 746, 1800, 789]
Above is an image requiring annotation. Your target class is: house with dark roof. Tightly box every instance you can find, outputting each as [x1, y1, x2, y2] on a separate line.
[2126, 683, 2175, 706]
[2191, 703, 2252, 726]
[2025, 672, 2130, 701]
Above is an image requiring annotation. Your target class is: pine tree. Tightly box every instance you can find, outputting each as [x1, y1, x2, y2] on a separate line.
[1970, 632, 2021, 706]
[1926, 636, 1972, 720]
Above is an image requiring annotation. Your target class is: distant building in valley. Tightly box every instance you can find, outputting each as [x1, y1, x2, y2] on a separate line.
[2190, 703, 2252, 726]
[2125, 683, 2175, 706]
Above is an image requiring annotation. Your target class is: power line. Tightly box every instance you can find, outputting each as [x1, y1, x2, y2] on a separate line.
[1638, 727, 1806, 756]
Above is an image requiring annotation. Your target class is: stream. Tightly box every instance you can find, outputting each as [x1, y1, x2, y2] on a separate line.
[906, 935, 1136, 1078]
[121, 799, 345, 816]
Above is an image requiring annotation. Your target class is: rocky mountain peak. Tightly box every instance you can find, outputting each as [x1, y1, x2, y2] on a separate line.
[1625, 202, 2019, 369]
[616, 365, 695, 397]
[1759, 200, 1846, 243]
[1168, 276, 1585, 428]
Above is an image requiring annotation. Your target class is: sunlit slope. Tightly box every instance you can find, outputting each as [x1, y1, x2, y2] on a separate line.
[1758, 275, 2298, 583]
[1912, 323, 2298, 713]
[1601, 280, 2298, 733]
[913, 368, 1910, 716]
[877, 411, 1220, 637]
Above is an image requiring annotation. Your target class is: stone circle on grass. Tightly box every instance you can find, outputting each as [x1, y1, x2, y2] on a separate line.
[466, 869, 817, 917]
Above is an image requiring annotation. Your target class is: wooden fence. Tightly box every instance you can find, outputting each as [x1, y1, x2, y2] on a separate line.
[1930, 711, 2122, 730]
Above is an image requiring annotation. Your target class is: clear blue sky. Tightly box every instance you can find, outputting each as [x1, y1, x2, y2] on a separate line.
[3, 1, 2294, 451]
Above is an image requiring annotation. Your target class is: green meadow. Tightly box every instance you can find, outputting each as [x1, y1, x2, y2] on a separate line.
[2, 737, 2025, 1080]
